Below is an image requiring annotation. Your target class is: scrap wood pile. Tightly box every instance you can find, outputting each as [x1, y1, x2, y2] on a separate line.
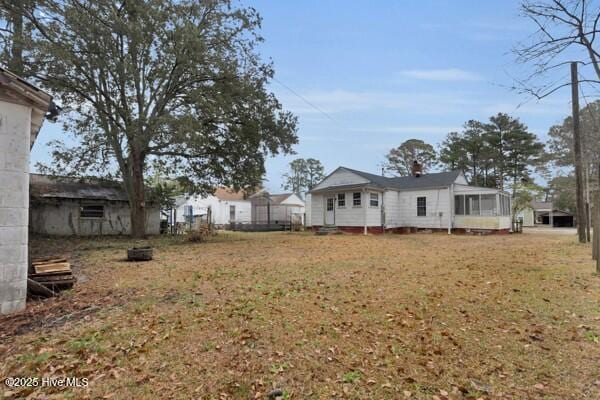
[28, 257, 76, 298]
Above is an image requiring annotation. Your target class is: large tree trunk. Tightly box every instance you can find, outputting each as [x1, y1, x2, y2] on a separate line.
[128, 152, 147, 238]
[8, 7, 24, 75]
[571, 62, 588, 243]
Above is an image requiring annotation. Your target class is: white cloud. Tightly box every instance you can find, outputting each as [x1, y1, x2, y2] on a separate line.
[348, 125, 459, 135]
[398, 68, 483, 81]
[275, 88, 480, 116]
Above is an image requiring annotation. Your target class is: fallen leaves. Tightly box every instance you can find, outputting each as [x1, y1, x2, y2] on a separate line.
[0, 232, 597, 399]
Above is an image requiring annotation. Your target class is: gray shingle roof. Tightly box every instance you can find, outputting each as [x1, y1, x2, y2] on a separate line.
[30, 174, 129, 201]
[340, 167, 462, 190]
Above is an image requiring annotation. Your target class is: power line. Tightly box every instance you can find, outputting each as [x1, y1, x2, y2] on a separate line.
[271, 76, 340, 124]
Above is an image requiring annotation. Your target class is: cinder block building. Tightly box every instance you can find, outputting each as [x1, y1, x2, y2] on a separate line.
[0, 68, 53, 314]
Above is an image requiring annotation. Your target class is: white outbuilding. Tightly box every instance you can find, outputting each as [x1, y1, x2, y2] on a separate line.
[173, 188, 252, 227]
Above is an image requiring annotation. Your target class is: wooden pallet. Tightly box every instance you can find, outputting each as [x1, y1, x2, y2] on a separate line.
[28, 256, 75, 296]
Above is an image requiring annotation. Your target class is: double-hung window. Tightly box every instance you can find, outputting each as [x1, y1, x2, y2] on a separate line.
[353, 192, 361, 207]
[417, 196, 426, 217]
[369, 193, 379, 207]
[337, 193, 346, 207]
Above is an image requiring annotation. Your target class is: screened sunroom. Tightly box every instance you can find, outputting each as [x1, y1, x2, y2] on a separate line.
[453, 188, 512, 231]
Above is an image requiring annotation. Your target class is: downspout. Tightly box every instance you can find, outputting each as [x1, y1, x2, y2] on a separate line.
[448, 184, 453, 234]
[363, 188, 368, 235]
[381, 190, 385, 233]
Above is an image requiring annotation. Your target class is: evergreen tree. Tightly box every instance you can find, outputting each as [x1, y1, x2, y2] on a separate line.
[439, 113, 544, 190]
[282, 158, 325, 194]
[385, 139, 437, 176]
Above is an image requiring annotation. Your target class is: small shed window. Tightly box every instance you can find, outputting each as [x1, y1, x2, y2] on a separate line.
[370, 193, 379, 207]
[417, 196, 426, 217]
[337, 193, 346, 207]
[353, 192, 361, 207]
[80, 205, 104, 219]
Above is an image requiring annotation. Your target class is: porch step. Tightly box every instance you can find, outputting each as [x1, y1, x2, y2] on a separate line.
[315, 225, 341, 235]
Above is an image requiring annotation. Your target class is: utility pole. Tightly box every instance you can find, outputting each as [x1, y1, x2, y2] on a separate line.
[571, 62, 588, 243]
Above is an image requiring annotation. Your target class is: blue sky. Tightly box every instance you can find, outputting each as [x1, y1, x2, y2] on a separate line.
[31, 0, 580, 192]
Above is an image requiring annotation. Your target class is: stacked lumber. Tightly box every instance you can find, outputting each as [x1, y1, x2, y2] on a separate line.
[29, 257, 75, 295]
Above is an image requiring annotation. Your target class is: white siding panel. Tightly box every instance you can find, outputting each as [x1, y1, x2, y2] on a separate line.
[311, 168, 369, 191]
[397, 188, 450, 229]
[334, 191, 368, 227]
[310, 191, 382, 227]
[305, 194, 312, 227]
[454, 184, 499, 194]
[454, 174, 469, 185]
[175, 195, 251, 225]
[383, 191, 400, 228]
[311, 193, 324, 226]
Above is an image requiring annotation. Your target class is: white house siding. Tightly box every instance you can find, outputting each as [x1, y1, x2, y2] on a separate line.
[453, 184, 499, 194]
[395, 188, 451, 229]
[519, 208, 535, 226]
[310, 190, 382, 227]
[175, 195, 251, 226]
[383, 191, 400, 228]
[0, 101, 31, 314]
[311, 168, 369, 191]
[30, 201, 160, 235]
[213, 200, 251, 225]
[305, 193, 312, 226]
[310, 193, 324, 226]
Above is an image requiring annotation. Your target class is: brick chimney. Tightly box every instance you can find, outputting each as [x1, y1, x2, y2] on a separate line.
[411, 160, 423, 177]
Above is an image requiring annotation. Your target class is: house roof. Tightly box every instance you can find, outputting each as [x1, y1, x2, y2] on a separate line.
[530, 201, 573, 215]
[213, 187, 247, 201]
[269, 194, 293, 205]
[312, 167, 463, 192]
[530, 201, 553, 210]
[30, 174, 129, 202]
[249, 190, 302, 205]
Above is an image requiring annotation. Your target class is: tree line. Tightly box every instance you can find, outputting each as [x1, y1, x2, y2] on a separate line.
[385, 113, 545, 192]
[384, 105, 600, 215]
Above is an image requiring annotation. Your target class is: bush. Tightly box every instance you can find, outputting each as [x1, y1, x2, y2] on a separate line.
[186, 224, 215, 242]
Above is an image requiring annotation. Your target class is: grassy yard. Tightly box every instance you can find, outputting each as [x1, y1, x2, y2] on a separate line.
[1, 231, 599, 399]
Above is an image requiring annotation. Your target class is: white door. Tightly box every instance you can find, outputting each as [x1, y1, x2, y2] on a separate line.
[325, 196, 335, 225]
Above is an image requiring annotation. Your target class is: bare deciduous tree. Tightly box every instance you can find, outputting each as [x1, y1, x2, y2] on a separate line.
[513, 0, 600, 243]
[514, 0, 600, 98]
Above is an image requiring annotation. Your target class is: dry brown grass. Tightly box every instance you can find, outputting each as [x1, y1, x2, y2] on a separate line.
[1, 231, 599, 399]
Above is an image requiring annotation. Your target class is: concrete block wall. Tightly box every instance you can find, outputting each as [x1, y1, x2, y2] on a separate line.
[0, 101, 31, 314]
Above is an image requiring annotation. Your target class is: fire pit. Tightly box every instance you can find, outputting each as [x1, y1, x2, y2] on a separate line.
[127, 246, 153, 261]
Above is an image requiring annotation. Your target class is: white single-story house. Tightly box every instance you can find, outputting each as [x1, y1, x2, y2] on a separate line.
[0, 68, 54, 314]
[173, 188, 251, 227]
[249, 191, 305, 225]
[30, 174, 161, 236]
[306, 166, 512, 234]
[518, 201, 574, 227]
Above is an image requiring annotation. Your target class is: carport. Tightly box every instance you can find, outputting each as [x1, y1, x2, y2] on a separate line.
[538, 210, 575, 227]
